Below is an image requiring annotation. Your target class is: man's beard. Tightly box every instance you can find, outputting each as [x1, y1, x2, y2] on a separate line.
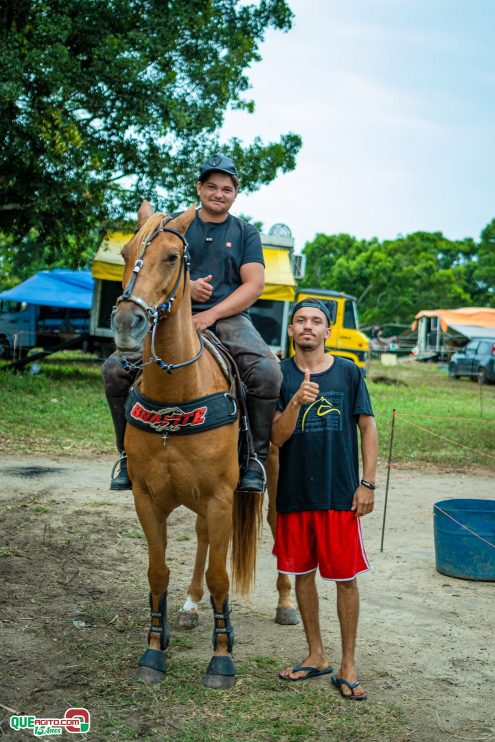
[295, 336, 320, 350]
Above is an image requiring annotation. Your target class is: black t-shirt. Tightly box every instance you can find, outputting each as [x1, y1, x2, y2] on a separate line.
[276, 357, 374, 513]
[185, 212, 264, 314]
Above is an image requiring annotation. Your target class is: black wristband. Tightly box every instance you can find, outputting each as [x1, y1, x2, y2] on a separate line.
[360, 479, 376, 490]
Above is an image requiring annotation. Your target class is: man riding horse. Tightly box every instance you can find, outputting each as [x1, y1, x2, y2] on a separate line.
[103, 154, 282, 494]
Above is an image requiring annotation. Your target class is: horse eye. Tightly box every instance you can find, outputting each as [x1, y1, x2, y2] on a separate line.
[166, 254, 179, 263]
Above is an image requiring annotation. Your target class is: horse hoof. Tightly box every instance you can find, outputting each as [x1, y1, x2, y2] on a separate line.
[203, 655, 236, 689]
[202, 673, 235, 689]
[175, 610, 199, 630]
[134, 648, 166, 683]
[275, 607, 300, 625]
[134, 666, 165, 684]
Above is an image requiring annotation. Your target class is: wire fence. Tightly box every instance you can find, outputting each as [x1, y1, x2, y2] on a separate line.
[380, 408, 495, 552]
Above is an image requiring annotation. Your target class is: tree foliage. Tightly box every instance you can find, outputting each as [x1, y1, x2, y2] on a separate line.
[473, 219, 495, 300]
[0, 0, 301, 282]
[302, 225, 494, 326]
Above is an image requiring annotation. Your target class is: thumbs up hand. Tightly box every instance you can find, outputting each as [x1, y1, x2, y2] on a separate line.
[294, 368, 320, 406]
[191, 274, 213, 303]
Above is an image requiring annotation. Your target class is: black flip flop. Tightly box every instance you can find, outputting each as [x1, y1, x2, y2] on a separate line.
[331, 674, 367, 700]
[279, 664, 333, 682]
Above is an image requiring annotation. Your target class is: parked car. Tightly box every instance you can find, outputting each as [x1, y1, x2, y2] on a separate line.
[448, 337, 495, 383]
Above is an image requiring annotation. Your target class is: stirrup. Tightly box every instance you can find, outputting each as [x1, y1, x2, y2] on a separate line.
[110, 452, 132, 491]
[111, 452, 127, 479]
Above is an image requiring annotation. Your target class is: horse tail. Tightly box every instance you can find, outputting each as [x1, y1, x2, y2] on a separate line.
[231, 491, 263, 597]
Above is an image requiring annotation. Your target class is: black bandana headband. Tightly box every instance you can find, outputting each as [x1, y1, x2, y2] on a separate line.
[290, 299, 332, 326]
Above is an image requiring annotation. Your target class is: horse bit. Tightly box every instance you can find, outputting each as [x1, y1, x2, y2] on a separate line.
[115, 216, 205, 374]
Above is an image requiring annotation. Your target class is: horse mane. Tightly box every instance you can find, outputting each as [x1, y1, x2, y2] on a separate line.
[134, 213, 169, 248]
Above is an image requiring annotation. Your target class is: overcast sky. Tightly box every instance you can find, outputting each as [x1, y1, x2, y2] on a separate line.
[221, 0, 495, 250]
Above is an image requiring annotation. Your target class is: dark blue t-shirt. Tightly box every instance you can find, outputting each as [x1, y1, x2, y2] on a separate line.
[276, 357, 374, 513]
[185, 212, 264, 314]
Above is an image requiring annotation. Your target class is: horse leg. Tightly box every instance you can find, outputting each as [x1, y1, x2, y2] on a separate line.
[266, 445, 299, 625]
[133, 496, 171, 684]
[176, 514, 208, 629]
[202, 501, 236, 690]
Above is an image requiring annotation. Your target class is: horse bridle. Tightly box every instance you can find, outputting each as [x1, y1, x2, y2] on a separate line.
[115, 216, 205, 374]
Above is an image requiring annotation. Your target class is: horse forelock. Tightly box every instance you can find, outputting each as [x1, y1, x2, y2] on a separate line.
[133, 213, 170, 254]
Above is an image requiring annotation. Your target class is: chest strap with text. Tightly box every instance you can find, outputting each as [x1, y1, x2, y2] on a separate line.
[125, 387, 238, 435]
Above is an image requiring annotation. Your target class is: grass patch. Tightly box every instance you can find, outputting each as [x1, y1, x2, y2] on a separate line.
[0, 355, 114, 455]
[89, 500, 120, 507]
[118, 529, 144, 540]
[170, 635, 194, 650]
[0, 354, 493, 468]
[71, 646, 406, 741]
[368, 360, 495, 468]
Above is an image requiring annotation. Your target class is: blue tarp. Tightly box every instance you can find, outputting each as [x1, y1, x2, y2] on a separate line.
[0, 270, 94, 309]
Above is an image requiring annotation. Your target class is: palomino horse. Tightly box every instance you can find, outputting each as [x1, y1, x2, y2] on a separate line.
[175, 444, 299, 629]
[111, 202, 262, 688]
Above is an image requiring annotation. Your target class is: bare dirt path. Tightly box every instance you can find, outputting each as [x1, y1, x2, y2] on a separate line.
[0, 455, 493, 741]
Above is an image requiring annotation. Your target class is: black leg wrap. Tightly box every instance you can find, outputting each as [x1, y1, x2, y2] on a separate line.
[210, 595, 235, 653]
[138, 648, 166, 674]
[206, 654, 236, 677]
[148, 592, 170, 650]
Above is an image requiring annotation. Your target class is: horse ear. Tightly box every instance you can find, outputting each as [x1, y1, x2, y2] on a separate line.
[168, 204, 196, 235]
[138, 200, 155, 228]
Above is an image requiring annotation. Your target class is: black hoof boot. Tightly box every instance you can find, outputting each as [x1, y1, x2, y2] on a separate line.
[203, 655, 236, 689]
[134, 649, 166, 684]
[110, 453, 132, 491]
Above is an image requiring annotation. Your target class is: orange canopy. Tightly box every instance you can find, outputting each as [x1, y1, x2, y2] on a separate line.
[412, 308, 495, 332]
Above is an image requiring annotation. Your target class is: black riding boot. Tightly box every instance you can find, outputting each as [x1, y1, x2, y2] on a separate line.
[237, 395, 278, 493]
[107, 395, 132, 491]
[110, 452, 131, 491]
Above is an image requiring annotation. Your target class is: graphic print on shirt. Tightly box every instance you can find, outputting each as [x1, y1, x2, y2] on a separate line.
[295, 390, 344, 434]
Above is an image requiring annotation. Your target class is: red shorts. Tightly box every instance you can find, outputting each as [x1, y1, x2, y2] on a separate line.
[273, 510, 370, 581]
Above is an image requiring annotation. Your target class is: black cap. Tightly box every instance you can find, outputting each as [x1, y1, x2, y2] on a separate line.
[290, 299, 332, 326]
[199, 154, 239, 184]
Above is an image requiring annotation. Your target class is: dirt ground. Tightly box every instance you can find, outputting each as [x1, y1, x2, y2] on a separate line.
[0, 455, 494, 741]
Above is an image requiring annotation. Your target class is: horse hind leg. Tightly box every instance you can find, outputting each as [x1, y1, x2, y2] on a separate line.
[266, 446, 299, 626]
[176, 514, 208, 630]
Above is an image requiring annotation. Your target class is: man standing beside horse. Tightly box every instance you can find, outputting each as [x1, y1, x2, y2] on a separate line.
[271, 298, 377, 700]
[103, 154, 281, 494]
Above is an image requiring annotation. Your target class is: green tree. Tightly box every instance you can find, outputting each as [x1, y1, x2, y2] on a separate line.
[472, 219, 495, 306]
[302, 230, 484, 326]
[0, 0, 301, 283]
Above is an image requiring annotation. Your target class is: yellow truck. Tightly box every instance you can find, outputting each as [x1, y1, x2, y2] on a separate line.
[91, 226, 369, 371]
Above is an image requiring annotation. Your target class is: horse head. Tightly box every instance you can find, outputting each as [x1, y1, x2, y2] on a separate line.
[111, 201, 196, 351]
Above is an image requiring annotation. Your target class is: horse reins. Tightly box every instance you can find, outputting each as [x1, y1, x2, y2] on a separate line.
[115, 216, 205, 374]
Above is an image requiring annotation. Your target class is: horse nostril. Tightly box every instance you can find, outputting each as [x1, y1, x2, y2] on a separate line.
[131, 312, 147, 334]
